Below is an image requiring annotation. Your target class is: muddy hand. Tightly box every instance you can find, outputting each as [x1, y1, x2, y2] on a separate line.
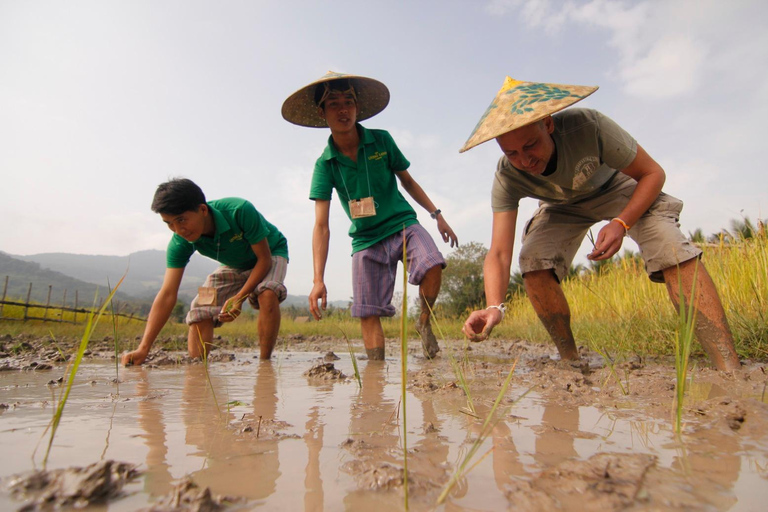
[122, 348, 147, 366]
[218, 296, 244, 323]
[462, 310, 496, 342]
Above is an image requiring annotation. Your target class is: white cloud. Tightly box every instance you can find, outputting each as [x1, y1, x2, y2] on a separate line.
[486, 0, 767, 100]
[620, 35, 706, 98]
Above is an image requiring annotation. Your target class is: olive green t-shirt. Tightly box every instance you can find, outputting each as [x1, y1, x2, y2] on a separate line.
[166, 198, 289, 269]
[492, 108, 638, 211]
[309, 124, 419, 254]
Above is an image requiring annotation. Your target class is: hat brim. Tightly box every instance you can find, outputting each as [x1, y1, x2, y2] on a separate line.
[282, 71, 390, 128]
[459, 79, 598, 153]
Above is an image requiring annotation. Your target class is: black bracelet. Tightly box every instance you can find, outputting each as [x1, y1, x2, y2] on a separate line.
[430, 209, 441, 219]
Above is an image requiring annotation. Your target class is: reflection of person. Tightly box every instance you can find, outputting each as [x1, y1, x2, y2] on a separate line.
[183, 362, 281, 500]
[303, 407, 324, 511]
[282, 71, 458, 360]
[130, 368, 174, 497]
[122, 178, 289, 365]
[534, 404, 579, 468]
[461, 77, 741, 371]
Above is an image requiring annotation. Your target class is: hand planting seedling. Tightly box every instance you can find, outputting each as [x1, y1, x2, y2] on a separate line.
[219, 295, 247, 323]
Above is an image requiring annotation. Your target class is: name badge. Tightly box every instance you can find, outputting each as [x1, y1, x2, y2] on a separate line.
[349, 196, 376, 219]
[197, 287, 217, 306]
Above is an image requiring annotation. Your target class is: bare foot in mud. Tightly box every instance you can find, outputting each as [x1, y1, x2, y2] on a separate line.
[415, 321, 440, 359]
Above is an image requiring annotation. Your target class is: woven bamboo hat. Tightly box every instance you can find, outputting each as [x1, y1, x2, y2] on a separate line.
[459, 77, 598, 153]
[281, 71, 390, 128]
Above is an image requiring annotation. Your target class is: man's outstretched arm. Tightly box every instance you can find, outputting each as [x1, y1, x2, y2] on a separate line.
[463, 209, 517, 341]
[122, 267, 185, 365]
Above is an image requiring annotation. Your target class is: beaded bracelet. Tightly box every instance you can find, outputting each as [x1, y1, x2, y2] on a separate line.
[611, 217, 630, 234]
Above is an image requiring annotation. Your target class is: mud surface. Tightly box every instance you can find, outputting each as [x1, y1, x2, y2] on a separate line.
[1, 332, 767, 511]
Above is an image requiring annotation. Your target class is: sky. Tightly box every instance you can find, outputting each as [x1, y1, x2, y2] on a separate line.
[1, 0, 767, 303]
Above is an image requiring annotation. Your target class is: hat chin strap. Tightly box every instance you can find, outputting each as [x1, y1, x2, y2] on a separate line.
[318, 82, 358, 107]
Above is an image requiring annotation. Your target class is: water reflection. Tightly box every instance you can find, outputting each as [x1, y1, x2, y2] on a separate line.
[133, 368, 174, 496]
[1, 357, 763, 511]
[303, 406, 324, 512]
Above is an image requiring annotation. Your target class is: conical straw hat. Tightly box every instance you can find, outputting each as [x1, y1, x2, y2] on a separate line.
[459, 77, 598, 153]
[281, 71, 390, 128]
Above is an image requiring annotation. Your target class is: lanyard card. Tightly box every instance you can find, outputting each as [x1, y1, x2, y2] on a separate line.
[197, 286, 217, 306]
[349, 196, 376, 219]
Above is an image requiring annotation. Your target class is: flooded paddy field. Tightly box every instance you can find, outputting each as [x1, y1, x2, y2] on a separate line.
[1, 335, 768, 511]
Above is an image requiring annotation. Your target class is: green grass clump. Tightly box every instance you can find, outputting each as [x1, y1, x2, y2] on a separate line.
[38, 275, 125, 468]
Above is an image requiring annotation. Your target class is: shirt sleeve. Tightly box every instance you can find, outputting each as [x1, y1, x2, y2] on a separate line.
[235, 200, 270, 245]
[491, 157, 523, 212]
[382, 131, 411, 172]
[309, 158, 335, 201]
[166, 235, 194, 268]
[596, 111, 637, 170]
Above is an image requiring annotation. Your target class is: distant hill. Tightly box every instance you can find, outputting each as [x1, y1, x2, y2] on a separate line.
[4, 250, 347, 310]
[0, 251, 137, 307]
[12, 249, 216, 301]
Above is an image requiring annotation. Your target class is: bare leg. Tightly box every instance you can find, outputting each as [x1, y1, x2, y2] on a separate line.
[361, 316, 385, 360]
[662, 258, 741, 371]
[523, 270, 580, 360]
[188, 319, 215, 358]
[257, 290, 281, 360]
[416, 265, 441, 359]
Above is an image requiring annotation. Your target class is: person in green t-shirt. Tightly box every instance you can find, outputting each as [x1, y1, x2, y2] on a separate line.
[282, 71, 458, 361]
[459, 77, 740, 372]
[122, 178, 289, 365]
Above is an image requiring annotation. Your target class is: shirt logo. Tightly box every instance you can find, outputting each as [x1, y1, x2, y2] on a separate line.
[368, 151, 387, 161]
[573, 156, 599, 188]
[229, 232, 243, 242]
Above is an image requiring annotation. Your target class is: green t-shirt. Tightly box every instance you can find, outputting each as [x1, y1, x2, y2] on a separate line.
[309, 124, 419, 254]
[492, 108, 638, 211]
[166, 198, 289, 269]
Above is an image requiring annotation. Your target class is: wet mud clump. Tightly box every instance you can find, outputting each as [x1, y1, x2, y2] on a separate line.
[303, 362, 347, 380]
[4, 460, 140, 511]
[505, 452, 656, 511]
[141, 476, 240, 512]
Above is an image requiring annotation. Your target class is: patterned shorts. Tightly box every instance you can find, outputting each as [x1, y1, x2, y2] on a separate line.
[350, 224, 445, 318]
[186, 256, 288, 326]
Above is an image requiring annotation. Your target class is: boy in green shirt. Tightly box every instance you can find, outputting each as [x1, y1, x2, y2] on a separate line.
[122, 178, 289, 365]
[282, 71, 458, 360]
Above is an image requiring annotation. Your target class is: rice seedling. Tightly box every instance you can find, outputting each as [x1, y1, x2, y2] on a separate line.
[225, 400, 248, 414]
[586, 228, 596, 250]
[423, 295, 476, 415]
[590, 341, 629, 395]
[673, 263, 699, 434]
[399, 228, 409, 510]
[436, 358, 519, 505]
[337, 325, 361, 388]
[107, 279, 120, 395]
[39, 274, 125, 468]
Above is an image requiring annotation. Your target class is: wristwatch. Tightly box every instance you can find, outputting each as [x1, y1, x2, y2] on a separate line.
[430, 209, 441, 219]
[486, 303, 507, 320]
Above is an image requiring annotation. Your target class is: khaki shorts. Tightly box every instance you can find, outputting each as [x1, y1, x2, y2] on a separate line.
[186, 256, 288, 325]
[519, 173, 701, 283]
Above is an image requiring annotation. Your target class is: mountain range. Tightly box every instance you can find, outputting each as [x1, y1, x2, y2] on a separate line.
[0, 250, 342, 310]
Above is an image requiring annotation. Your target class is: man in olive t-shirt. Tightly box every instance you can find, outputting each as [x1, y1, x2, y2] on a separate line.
[460, 77, 740, 371]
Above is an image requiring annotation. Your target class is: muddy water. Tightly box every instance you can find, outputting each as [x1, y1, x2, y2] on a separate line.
[1, 350, 767, 511]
